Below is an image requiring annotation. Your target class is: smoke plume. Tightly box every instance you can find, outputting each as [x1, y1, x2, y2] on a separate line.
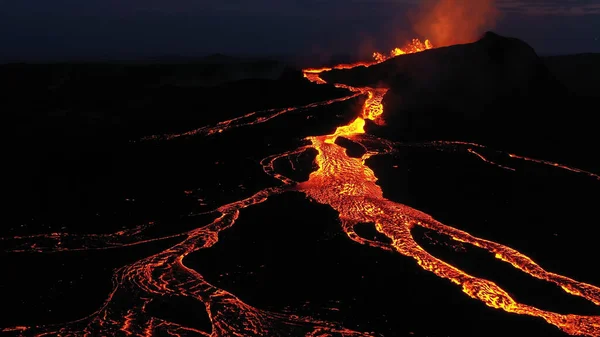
[412, 0, 500, 47]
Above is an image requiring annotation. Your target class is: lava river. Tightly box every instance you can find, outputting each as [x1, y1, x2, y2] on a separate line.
[2, 40, 600, 337]
[298, 70, 600, 337]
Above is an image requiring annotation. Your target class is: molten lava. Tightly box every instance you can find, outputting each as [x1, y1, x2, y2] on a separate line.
[298, 41, 600, 337]
[306, 38, 432, 145]
[373, 39, 433, 62]
[3, 36, 600, 337]
[303, 38, 433, 77]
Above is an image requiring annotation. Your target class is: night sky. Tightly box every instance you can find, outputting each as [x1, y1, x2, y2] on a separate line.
[1, 0, 599, 62]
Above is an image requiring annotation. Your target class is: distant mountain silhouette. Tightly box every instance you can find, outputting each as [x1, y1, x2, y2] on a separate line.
[198, 53, 241, 63]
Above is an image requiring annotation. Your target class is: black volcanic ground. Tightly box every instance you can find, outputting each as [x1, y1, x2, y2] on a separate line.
[2, 33, 600, 336]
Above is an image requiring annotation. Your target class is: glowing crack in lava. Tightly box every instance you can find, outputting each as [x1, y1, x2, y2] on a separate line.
[2, 38, 600, 337]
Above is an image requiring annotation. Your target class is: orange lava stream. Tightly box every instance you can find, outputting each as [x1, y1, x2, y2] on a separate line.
[298, 52, 600, 336]
[373, 39, 433, 62]
[139, 93, 362, 142]
[3, 38, 600, 337]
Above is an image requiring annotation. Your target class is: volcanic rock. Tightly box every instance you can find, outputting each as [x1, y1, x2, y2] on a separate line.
[326, 32, 598, 168]
[335, 136, 367, 158]
[379, 32, 566, 145]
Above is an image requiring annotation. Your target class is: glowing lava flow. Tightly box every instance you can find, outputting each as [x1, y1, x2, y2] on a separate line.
[373, 39, 433, 62]
[298, 57, 600, 336]
[2, 38, 599, 337]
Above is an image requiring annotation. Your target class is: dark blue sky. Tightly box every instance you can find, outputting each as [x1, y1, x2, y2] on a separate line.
[1, 0, 598, 62]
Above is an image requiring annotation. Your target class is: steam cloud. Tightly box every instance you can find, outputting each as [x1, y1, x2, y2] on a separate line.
[412, 0, 499, 47]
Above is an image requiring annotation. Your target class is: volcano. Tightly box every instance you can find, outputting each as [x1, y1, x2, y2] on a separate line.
[320, 32, 598, 166]
[2, 32, 599, 337]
